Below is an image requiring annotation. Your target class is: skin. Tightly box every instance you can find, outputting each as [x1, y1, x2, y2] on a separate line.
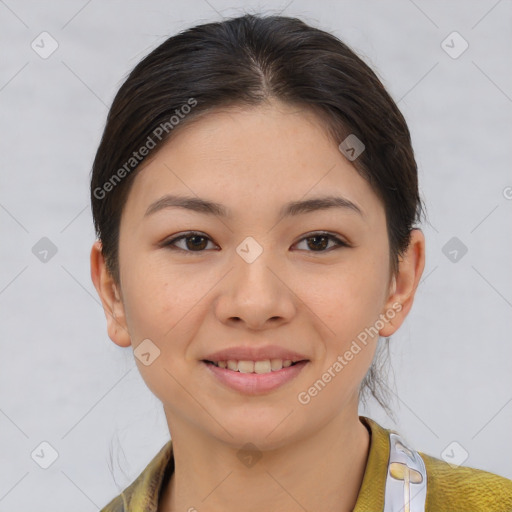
[91, 99, 425, 512]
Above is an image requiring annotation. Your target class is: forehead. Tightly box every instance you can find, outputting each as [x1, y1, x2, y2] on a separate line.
[121, 101, 384, 224]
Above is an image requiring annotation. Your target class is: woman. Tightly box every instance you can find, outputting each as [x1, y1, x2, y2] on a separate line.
[90, 13, 512, 512]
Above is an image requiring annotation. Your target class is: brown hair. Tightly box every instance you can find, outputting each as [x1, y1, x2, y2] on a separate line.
[91, 13, 424, 411]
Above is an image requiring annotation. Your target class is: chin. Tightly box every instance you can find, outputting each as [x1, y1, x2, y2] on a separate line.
[213, 413, 303, 451]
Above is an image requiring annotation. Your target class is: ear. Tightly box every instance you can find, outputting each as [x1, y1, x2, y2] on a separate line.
[90, 240, 131, 347]
[379, 229, 425, 337]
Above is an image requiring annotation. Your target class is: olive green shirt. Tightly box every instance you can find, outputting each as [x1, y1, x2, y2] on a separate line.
[100, 416, 512, 511]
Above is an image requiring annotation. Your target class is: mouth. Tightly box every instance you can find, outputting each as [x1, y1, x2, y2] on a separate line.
[202, 359, 306, 374]
[202, 358, 309, 394]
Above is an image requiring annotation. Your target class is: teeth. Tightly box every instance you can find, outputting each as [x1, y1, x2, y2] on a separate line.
[270, 358, 284, 371]
[237, 360, 254, 373]
[212, 359, 295, 373]
[254, 360, 271, 374]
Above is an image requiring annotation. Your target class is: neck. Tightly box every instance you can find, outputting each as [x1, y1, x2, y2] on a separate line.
[159, 410, 370, 512]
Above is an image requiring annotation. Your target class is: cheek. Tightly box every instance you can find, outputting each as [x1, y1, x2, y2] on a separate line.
[298, 252, 390, 341]
[297, 257, 388, 409]
[119, 260, 204, 397]
[120, 252, 218, 345]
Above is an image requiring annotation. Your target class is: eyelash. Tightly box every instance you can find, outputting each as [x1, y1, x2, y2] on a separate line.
[161, 231, 350, 255]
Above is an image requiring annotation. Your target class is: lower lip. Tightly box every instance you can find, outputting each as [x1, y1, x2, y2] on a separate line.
[203, 360, 309, 395]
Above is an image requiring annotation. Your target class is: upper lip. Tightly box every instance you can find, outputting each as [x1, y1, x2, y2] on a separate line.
[203, 345, 309, 363]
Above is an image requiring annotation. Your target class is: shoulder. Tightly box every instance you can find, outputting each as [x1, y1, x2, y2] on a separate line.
[419, 451, 512, 511]
[99, 440, 174, 512]
[359, 416, 512, 512]
[100, 494, 125, 512]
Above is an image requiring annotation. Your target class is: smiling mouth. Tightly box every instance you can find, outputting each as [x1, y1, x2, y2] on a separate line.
[202, 359, 306, 374]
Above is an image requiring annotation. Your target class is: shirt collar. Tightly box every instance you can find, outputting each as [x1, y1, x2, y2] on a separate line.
[113, 416, 390, 511]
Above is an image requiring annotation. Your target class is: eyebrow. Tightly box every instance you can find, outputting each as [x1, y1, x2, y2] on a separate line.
[144, 194, 364, 219]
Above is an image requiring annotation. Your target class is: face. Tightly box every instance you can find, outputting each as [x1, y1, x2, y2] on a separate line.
[93, 100, 419, 450]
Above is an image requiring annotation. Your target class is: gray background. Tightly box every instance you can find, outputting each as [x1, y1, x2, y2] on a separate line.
[1, 0, 511, 509]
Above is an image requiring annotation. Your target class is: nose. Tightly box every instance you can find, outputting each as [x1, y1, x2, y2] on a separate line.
[213, 246, 296, 330]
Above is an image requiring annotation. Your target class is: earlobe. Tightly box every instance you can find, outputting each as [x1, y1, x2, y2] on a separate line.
[90, 240, 132, 347]
[379, 229, 426, 337]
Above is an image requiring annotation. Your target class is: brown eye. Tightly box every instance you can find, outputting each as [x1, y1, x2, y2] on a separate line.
[295, 232, 349, 253]
[162, 231, 348, 255]
[306, 235, 329, 251]
[162, 232, 216, 254]
[184, 234, 208, 251]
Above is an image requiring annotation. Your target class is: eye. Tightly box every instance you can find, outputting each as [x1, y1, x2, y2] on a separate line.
[161, 231, 218, 254]
[161, 231, 349, 255]
[294, 232, 349, 252]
